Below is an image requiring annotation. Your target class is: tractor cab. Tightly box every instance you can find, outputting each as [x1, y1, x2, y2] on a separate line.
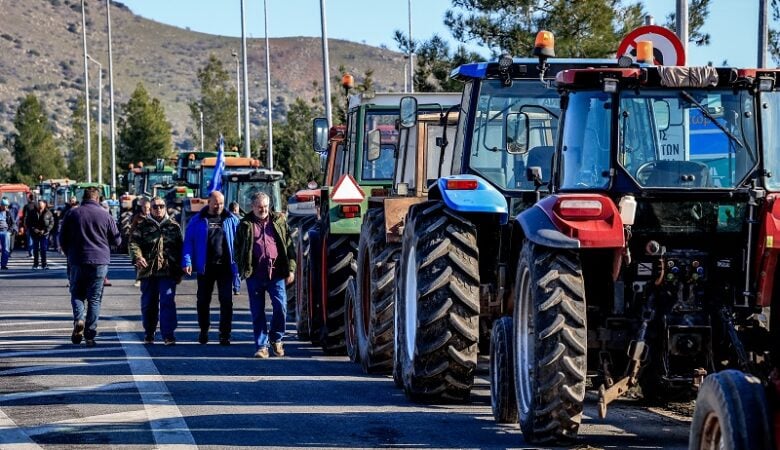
[221, 168, 284, 216]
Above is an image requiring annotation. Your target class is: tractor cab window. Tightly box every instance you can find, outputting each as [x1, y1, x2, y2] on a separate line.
[761, 92, 780, 191]
[469, 79, 559, 191]
[361, 112, 398, 180]
[619, 89, 757, 189]
[560, 91, 612, 189]
[228, 181, 281, 214]
[200, 167, 216, 194]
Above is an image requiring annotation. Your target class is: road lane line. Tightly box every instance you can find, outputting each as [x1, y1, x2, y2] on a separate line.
[0, 361, 125, 376]
[0, 407, 42, 449]
[117, 329, 196, 448]
[0, 327, 73, 334]
[0, 382, 136, 403]
[0, 345, 122, 359]
[22, 409, 150, 437]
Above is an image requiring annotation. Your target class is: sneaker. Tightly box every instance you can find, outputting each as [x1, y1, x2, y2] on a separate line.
[164, 338, 176, 346]
[254, 347, 269, 359]
[133, 280, 141, 287]
[143, 333, 154, 344]
[31, 265, 39, 270]
[71, 320, 85, 344]
[219, 338, 230, 346]
[85, 339, 96, 347]
[271, 341, 285, 357]
[103, 278, 112, 287]
[198, 332, 208, 344]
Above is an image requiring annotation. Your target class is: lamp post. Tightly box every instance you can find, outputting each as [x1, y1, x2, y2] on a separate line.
[407, 0, 414, 93]
[199, 106, 204, 152]
[263, 0, 274, 169]
[105, 0, 117, 195]
[87, 55, 103, 185]
[80, 0, 91, 182]
[232, 50, 242, 143]
[319, 0, 332, 129]
[240, 0, 251, 157]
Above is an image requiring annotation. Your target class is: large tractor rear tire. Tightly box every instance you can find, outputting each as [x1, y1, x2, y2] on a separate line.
[490, 316, 518, 423]
[288, 215, 316, 322]
[344, 277, 359, 363]
[320, 232, 358, 355]
[514, 240, 587, 444]
[395, 201, 480, 402]
[294, 218, 316, 341]
[119, 210, 133, 253]
[355, 209, 399, 374]
[689, 370, 772, 450]
[306, 224, 324, 345]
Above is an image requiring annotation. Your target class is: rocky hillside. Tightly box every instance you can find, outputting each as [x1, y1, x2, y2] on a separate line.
[0, 0, 409, 157]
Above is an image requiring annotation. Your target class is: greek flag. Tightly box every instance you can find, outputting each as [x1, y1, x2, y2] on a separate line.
[207, 135, 226, 194]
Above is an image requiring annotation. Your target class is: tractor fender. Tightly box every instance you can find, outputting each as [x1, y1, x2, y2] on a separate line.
[436, 175, 508, 225]
[517, 194, 624, 249]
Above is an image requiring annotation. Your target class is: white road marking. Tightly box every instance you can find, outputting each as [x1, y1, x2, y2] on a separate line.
[0, 407, 42, 449]
[0, 361, 126, 376]
[0, 327, 73, 333]
[117, 329, 197, 448]
[22, 409, 150, 437]
[0, 344, 122, 359]
[0, 382, 136, 403]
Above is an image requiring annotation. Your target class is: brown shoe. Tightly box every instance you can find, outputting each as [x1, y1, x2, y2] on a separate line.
[271, 342, 284, 357]
[254, 347, 269, 359]
[71, 320, 85, 344]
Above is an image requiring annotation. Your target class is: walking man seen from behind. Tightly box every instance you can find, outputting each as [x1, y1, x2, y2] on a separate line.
[60, 187, 122, 347]
[129, 197, 183, 346]
[26, 199, 54, 270]
[235, 192, 296, 358]
[183, 191, 239, 345]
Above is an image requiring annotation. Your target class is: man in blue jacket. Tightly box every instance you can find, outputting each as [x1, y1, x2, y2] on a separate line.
[60, 187, 122, 347]
[183, 191, 239, 345]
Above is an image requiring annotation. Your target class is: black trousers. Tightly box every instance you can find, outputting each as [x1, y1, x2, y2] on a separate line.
[196, 265, 234, 339]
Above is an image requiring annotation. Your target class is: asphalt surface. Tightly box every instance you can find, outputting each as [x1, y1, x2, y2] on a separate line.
[0, 249, 692, 449]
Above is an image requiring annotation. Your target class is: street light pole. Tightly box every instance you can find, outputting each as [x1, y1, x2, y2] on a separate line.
[240, 0, 251, 158]
[87, 55, 103, 185]
[199, 107, 204, 152]
[106, 0, 117, 195]
[408, 0, 414, 93]
[81, 0, 92, 183]
[232, 51, 241, 144]
[319, 0, 333, 129]
[263, 0, 274, 169]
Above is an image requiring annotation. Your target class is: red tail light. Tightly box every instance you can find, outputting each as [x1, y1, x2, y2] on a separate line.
[340, 205, 360, 218]
[557, 199, 603, 218]
[445, 179, 478, 190]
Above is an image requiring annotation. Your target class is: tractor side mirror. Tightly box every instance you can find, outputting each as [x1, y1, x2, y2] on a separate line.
[399, 96, 418, 129]
[367, 129, 382, 161]
[312, 117, 329, 153]
[506, 112, 530, 154]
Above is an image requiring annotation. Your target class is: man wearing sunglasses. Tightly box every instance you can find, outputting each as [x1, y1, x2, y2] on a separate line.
[129, 197, 183, 345]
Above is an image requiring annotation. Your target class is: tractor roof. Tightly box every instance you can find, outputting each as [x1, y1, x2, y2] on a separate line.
[0, 183, 31, 193]
[223, 168, 284, 181]
[348, 92, 461, 110]
[555, 66, 780, 90]
[451, 57, 617, 82]
[201, 156, 261, 168]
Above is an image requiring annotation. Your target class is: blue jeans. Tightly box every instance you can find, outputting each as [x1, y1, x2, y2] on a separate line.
[0, 231, 10, 268]
[70, 264, 109, 340]
[31, 234, 48, 267]
[246, 276, 287, 349]
[140, 277, 178, 339]
[26, 233, 32, 257]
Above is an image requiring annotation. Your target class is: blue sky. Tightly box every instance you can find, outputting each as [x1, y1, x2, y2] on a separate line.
[119, 0, 765, 67]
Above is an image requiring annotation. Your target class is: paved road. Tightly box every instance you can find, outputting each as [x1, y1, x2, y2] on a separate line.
[0, 250, 692, 449]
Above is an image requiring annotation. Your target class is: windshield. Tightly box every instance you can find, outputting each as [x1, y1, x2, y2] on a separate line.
[468, 79, 559, 191]
[761, 92, 780, 191]
[1, 192, 27, 208]
[561, 88, 757, 190]
[225, 181, 281, 215]
[361, 113, 398, 180]
[201, 167, 216, 194]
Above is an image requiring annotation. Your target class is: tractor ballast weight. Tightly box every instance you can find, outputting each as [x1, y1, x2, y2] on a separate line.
[513, 62, 780, 443]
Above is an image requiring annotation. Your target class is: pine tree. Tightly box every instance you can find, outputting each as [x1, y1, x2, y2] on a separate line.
[66, 97, 110, 182]
[10, 94, 64, 185]
[273, 98, 323, 200]
[189, 54, 239, 150]
[117, 83, 173, 169]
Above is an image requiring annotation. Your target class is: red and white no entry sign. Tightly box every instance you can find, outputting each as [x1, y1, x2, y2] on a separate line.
[617, 25, 686, 66]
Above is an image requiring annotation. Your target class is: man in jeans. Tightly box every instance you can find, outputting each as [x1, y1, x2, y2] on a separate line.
[129, 197, 183, 345]
[235, 192, 296, 358]
[60, 187, 121, 347]
[183, 191, 239, 345]
[26, 199, 54, 269]
[0, 198, 17, 270]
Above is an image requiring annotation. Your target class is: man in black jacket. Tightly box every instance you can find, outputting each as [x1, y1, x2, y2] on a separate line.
[0, 198, 17, 270]
[26, 199, 54, 270]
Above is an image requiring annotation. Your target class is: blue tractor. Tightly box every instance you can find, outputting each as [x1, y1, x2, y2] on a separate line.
[393, 33, 616, 406]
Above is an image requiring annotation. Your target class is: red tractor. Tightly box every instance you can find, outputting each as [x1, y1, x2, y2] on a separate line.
[508, 55, 779, 444]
